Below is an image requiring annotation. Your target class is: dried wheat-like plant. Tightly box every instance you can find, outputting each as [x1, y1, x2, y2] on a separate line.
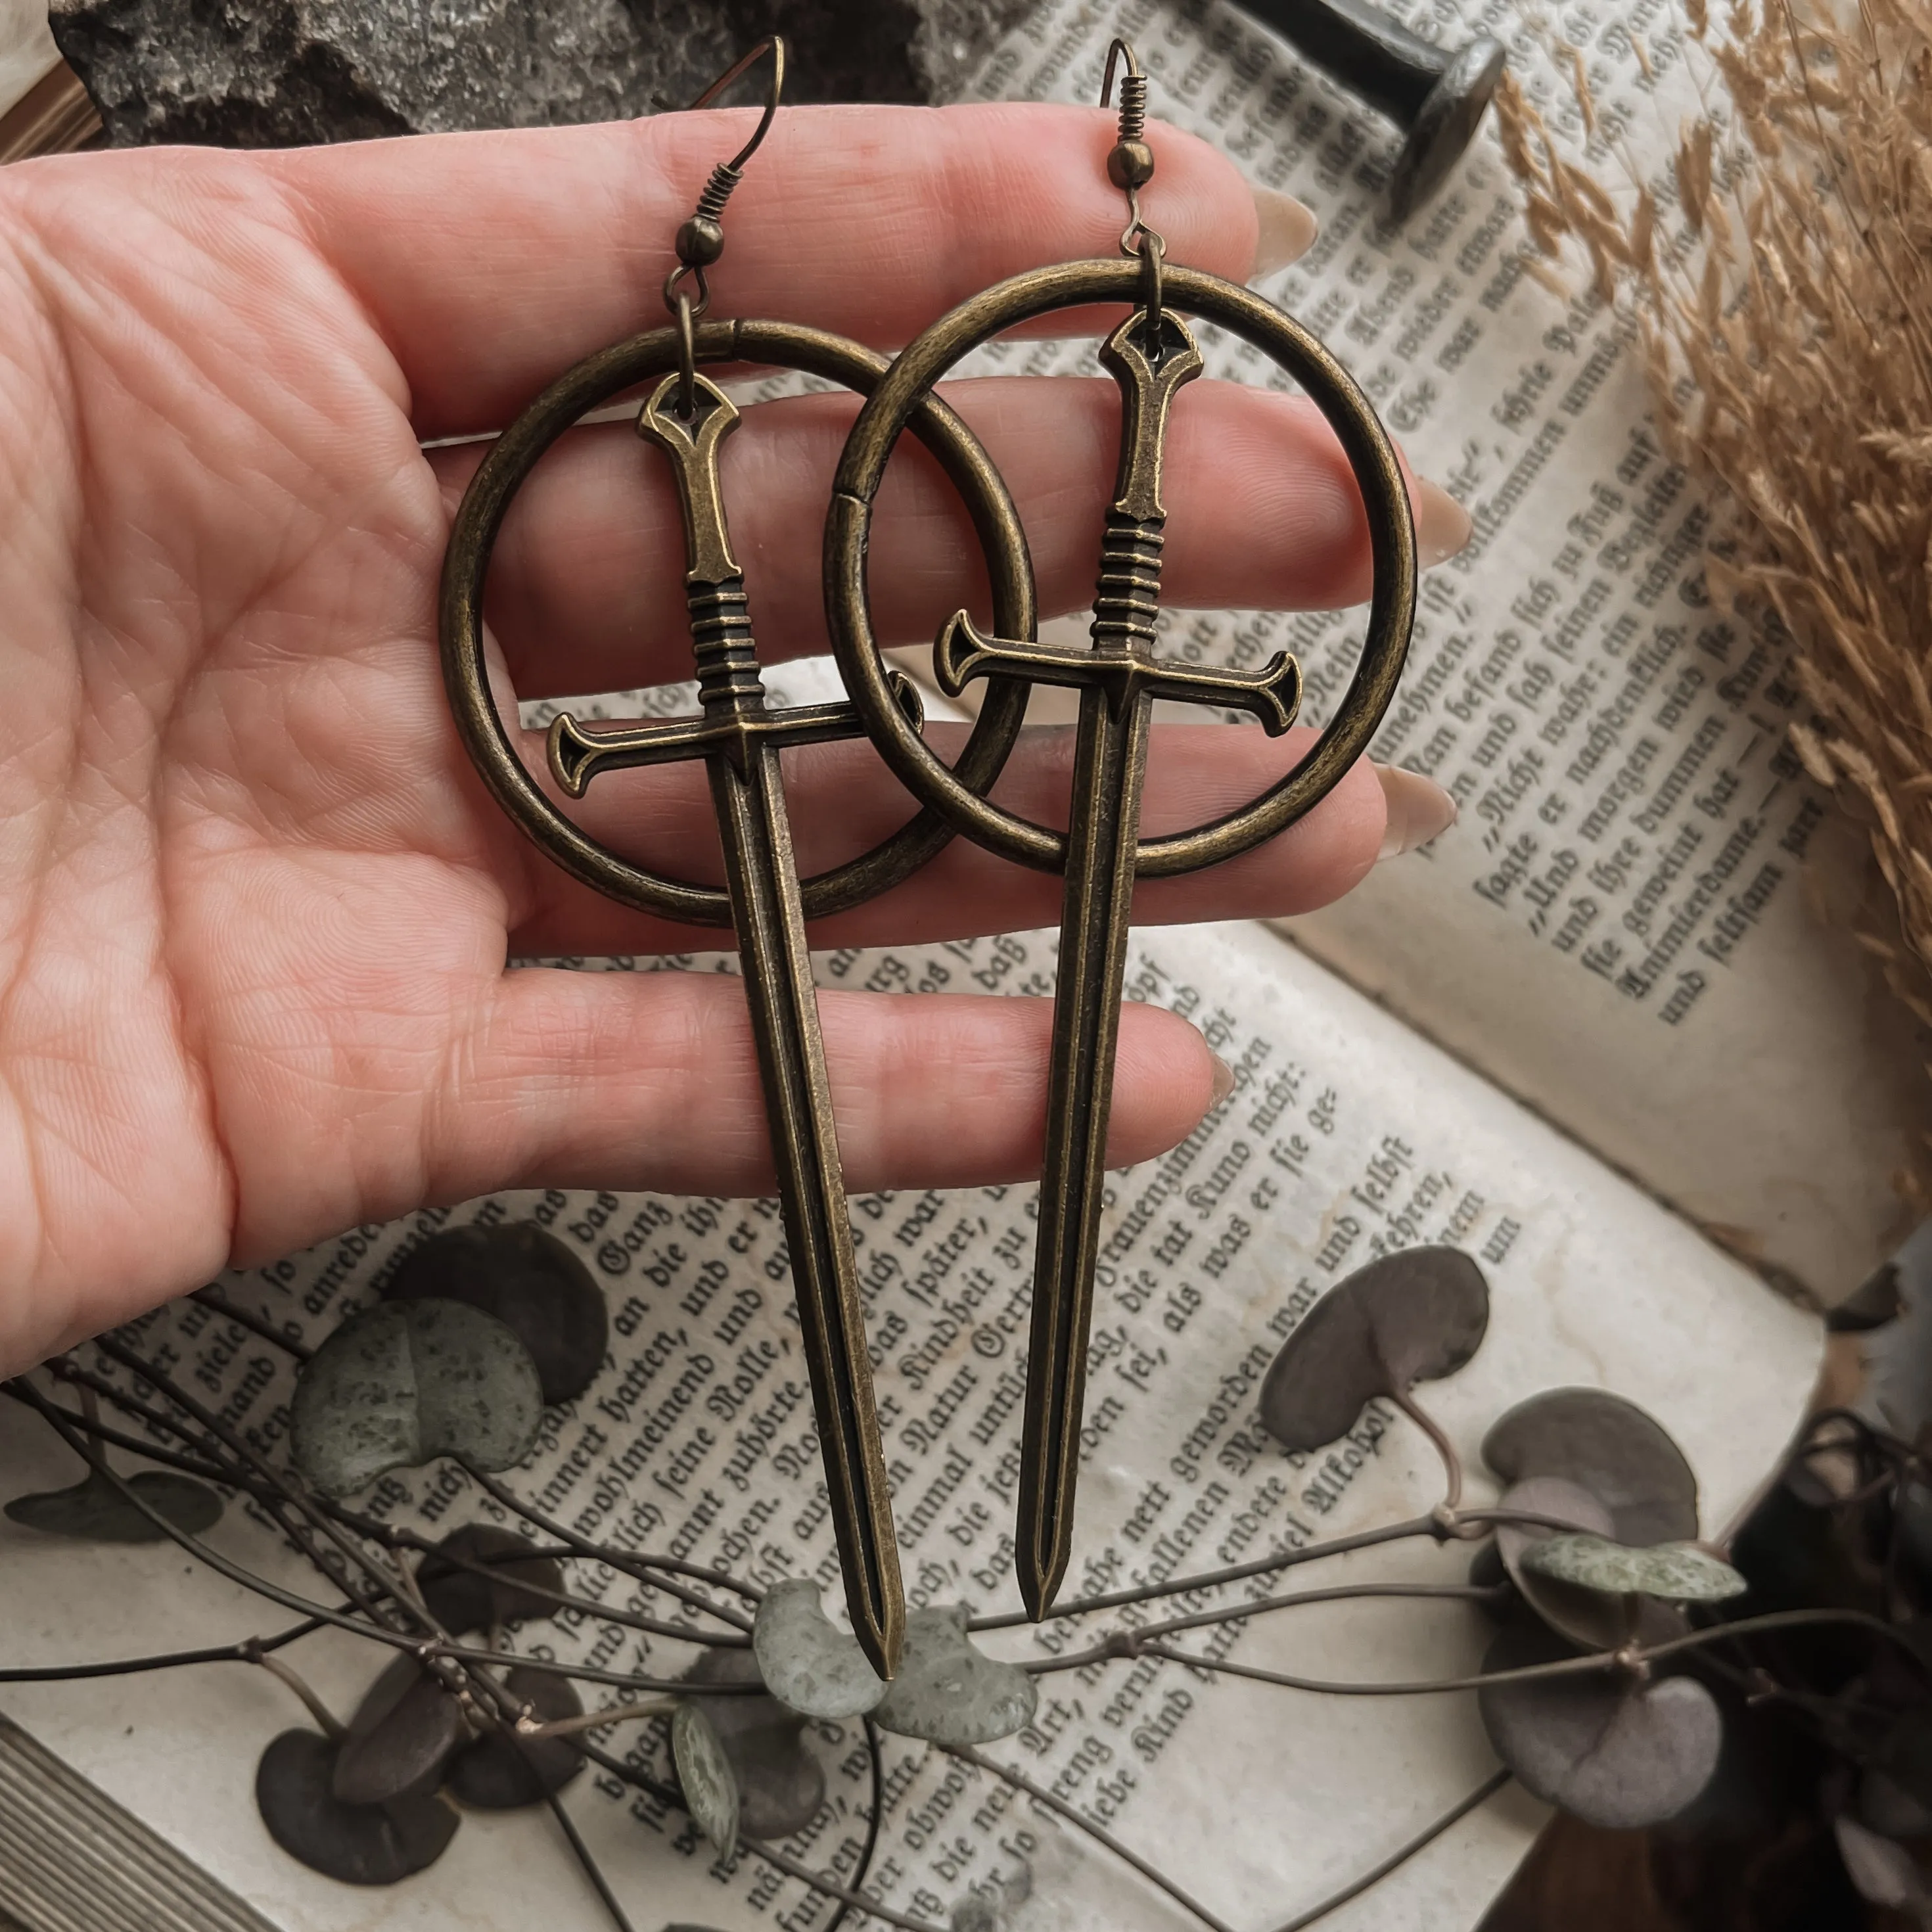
[1497, 0, 1932, 1028]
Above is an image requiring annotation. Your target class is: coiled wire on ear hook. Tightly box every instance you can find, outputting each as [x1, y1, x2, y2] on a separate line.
[664, 36, 787, 410]
[1100, 39, 1165, 339]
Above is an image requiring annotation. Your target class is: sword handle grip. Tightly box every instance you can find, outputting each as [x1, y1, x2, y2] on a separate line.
[689, 576, 760, 711]
[1092, 511, 1164, 652]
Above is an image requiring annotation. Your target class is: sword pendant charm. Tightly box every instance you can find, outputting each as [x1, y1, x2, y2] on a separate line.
[548, 371, 906, 1678]
[929, 310, 1302, 1616]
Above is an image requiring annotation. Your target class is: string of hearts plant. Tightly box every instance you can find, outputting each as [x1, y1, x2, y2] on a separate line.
[2, 1232, 1912, 1932]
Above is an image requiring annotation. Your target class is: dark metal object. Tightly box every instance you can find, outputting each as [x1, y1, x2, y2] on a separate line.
[1231, 0, 1506, 219]
[825, 51, 1416, 1618]
[440, 49, 1038, 1679]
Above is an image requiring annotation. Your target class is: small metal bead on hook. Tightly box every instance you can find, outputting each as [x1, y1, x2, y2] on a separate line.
[662, 35, 788, 331]
[659, 37, 787, 413]
[1100, 39, 1165, 334]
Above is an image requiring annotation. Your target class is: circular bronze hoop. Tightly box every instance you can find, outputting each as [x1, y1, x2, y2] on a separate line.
[440, 318, 1035, 927]
[826, 262, 1416, 877]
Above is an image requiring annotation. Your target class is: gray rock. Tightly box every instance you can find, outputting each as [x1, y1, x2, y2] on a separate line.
[51, 0, 1031, 149]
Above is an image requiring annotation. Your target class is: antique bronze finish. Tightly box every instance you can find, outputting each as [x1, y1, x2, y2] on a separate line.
[825, 43, 1416, 1618]
[440, 44, 1037, 1678]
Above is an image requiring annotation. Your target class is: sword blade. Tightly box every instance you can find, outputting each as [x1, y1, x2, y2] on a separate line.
[1017, 675, 1153, 1618]
[710, 739, 904, 1680]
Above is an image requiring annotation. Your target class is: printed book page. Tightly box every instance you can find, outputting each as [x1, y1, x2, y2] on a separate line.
[955, 0, 1932, 1304]
[1, 919, 1820, 1932]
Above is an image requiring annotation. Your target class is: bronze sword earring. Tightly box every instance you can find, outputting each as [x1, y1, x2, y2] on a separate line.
[438, 38, 1040, 1678]
[825, 38, 1417, 1620]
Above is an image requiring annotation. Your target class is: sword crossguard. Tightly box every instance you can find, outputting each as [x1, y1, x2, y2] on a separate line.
[549, 670, 925, 797]
[933, 611, 1301, 735]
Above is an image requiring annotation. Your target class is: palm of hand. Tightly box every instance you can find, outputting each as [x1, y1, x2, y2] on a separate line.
[0, 106, 1408, 1371]
[3, 156, 529, 1364]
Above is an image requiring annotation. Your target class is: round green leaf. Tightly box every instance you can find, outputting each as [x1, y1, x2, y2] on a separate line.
[1495, 1477, 1629, 1652]
[333, 1653, 467, 1807]
[1521, 1533, 1747, 1603]
[5, 1469, 222, 1544]
[291, 1299, 543, 1497]
[256, 1729, 459, 1885]
[1477, 1622, 1721, 1829]
[446, 1665, 583, 1809]
[674, 1701, 740, 1860]
[1259, 1247, 1489, 1453]
[1483, 1387, 1697, 1545]
[753, 1580, 886, 1720]
[874, 1606, 1037, 1747]
[415, 1523, 563, 1634]
[681, 1646, 825, 1841]
[384, 1222, 607, 1406]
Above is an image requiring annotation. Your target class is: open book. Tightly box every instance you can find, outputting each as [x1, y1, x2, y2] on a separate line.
[0, 1, 1902, 1929]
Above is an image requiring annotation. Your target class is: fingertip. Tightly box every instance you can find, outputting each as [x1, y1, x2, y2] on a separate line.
[1107, 1003, 1224, 1165]
[1140, 114, 1259, 286]
[1322, 752, 1396, 899]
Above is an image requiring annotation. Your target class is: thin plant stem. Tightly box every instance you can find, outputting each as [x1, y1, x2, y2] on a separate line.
[576, 1739, 939, 1932]
[9, 1385, 725, 1700]
[462, 1461, 760, 1624]
[970, 1517, 1442, 1631]
[90, 1337, 429, 1638]
[188, 1286, 315, 1362]
[1389, 1388, 1462, 1512]
[1024, 1581, 1506, 1672]
[0, 1620, 323, 1684]
[543, 1787, 637, 1932]
[11, 1381, 417, 1640]
[386, 1530, 750, 1649]
[821, 1718, 885, 1932]
[1139, 1604, 1932, 1697]
[4, 1378, 254, 1493]
[248, 1646, 345, 1740]
[35, 1369, 749, 1650]
[518, 1697, 678, 1740]
[943, 1743, 1235, 1932]
[1263, 1768, 1513, 1932]
[1133, 1641, 1611, 1697]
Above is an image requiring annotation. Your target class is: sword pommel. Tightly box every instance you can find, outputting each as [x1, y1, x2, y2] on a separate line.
[637, 371, 743, 585]
[1098, 310, 1204, 522]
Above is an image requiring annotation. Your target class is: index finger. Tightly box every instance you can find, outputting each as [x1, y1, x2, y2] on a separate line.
[265, 103, 1262, 437]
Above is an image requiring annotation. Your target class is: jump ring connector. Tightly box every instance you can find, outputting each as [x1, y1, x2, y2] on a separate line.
[663, 260, 710, 320]
[674, 288, 699, 419]
[1136, 225, 1164, 331]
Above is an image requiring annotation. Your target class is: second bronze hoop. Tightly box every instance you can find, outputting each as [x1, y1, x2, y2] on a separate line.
[825, 259, 1418, 878]
[441, 316, 1037, 929]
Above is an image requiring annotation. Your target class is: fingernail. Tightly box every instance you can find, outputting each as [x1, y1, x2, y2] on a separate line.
[1377, 765, 1458, 859]
[1251, 185, 1318, 277]
[1416, 478, 1473, 567]
[1209, 1053, 1237, 1108]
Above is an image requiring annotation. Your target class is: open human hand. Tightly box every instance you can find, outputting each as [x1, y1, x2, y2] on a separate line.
[0, 102, 1465, 1373]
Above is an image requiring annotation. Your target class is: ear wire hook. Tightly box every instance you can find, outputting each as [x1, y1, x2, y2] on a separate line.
[1099, 37, 1164, 337]
[1099, 35, 1141, 110]
[664, 36, 787, 411]
[687, 35, 785, 167]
